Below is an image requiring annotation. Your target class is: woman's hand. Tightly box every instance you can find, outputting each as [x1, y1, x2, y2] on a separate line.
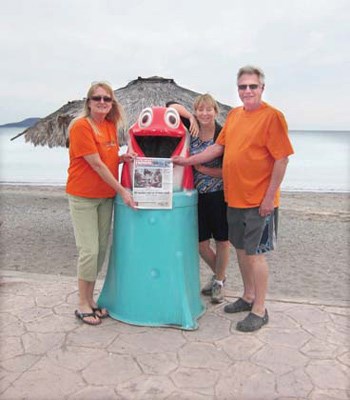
[120, 188, 137, 209]
[120, 151, 137, 164]
[194, 164, 222, 178]
[194, 164, 205, 173]
[189, 116, 200, 137]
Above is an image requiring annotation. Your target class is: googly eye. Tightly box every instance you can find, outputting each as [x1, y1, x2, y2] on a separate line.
[164, 108, 180, 129]
[138, 108, 153, 128]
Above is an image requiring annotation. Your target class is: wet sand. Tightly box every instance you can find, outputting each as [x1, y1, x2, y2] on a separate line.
[0, 185, 349, 303]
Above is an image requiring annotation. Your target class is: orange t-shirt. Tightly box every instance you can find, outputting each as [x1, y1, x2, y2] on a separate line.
[216, 102, 294, 208]
[66, 117, 119, 198]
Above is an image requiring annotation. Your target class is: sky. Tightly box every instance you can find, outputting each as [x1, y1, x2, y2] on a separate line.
[1, 0, 349, 130]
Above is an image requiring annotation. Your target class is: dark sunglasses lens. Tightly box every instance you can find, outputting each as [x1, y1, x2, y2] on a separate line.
[238, 84, 259, 90]
[91, 96, 112, 102]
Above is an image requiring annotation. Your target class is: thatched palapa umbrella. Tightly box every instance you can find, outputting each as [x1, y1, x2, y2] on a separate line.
[16, 76, 232, 147]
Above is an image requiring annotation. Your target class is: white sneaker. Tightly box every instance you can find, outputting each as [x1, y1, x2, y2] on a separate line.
[211, 281, 225, 304]
[201, 274, 216, 296]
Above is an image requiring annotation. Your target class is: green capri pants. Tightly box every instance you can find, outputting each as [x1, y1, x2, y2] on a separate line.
[68, 195, 114, 282]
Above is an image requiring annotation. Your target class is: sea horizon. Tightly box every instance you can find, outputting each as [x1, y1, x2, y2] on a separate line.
[1, 127, 349, 193]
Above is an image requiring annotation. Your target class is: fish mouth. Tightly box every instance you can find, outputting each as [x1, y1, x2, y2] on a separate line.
[134, 135, 182, 158]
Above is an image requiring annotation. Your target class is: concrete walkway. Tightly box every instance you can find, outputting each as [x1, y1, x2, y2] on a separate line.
[0, 270, 349, 400]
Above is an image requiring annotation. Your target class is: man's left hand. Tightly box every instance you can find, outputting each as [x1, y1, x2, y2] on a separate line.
[172, 156, 188, 166]
[259, 197, 274, 217]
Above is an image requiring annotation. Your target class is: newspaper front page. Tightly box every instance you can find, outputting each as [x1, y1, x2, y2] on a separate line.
[133, 157, 173, 209]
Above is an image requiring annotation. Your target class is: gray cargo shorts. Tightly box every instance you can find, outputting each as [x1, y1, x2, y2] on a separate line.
[227, 206, 278, 255]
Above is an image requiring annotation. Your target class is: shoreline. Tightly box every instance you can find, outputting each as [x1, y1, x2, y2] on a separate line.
[1, 182, 349, 195]
[0, 185, 349, 304]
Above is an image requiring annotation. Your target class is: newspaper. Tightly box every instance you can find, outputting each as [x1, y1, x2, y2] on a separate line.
[133, 157, 173, 209]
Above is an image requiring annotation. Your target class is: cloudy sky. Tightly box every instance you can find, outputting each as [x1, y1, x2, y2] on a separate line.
[1, 0, 349, 130]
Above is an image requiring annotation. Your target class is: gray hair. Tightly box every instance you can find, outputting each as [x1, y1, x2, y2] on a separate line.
[237, 65, 265, 85]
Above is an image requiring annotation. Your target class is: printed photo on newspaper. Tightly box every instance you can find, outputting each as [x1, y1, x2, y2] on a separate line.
[133, 157, 173, 209]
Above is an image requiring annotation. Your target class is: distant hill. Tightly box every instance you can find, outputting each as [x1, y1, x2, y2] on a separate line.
[0, 117, 40, 128]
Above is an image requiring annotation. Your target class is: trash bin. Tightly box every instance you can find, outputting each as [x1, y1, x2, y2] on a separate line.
[98, 106, 205, 330]
[98, 190, 205, 330]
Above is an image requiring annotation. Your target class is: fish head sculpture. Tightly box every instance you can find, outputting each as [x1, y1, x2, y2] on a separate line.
[121, 106, 193, 191]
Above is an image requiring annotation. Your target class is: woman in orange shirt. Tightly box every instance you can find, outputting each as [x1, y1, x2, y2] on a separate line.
[66, 81, 136, 326]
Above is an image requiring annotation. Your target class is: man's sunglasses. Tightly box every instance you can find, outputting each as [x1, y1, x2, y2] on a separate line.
[238, 84, 260, 90]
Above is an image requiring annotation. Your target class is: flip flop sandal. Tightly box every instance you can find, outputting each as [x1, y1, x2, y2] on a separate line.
[74, 310, 101, 325]
[92, 307, 109, 319]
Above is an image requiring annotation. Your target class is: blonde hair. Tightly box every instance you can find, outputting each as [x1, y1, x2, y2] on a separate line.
[82, 81, 126, 128]
[193, 93, 219, 114]
[67, 82, 126, 145]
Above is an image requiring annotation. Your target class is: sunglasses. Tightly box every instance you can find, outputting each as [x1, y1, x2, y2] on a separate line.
[238, 84, 260, 90]
[90, 96, 113, 102]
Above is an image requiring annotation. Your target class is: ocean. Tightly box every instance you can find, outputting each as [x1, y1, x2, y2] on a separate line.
[0, 127, 349, 192]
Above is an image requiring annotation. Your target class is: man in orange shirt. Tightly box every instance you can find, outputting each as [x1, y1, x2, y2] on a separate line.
[173, 65, 294, 332]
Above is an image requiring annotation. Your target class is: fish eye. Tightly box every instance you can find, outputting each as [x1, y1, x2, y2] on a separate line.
[164, 108, 180, 129]
[138, 108, 153, 128]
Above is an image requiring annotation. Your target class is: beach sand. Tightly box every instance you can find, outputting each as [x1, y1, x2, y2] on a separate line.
[0, 185, 349, 303]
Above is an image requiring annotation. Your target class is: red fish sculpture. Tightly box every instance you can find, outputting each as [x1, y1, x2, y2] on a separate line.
[121, 106, 193, 190]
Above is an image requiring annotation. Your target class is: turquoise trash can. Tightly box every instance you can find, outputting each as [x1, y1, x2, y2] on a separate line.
[98, 190, 205, 330]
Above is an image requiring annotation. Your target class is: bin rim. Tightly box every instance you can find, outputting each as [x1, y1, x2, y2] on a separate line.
[115, 189, 198, 208]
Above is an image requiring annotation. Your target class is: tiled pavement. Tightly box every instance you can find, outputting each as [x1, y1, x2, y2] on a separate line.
[0, 270, 349, 400]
